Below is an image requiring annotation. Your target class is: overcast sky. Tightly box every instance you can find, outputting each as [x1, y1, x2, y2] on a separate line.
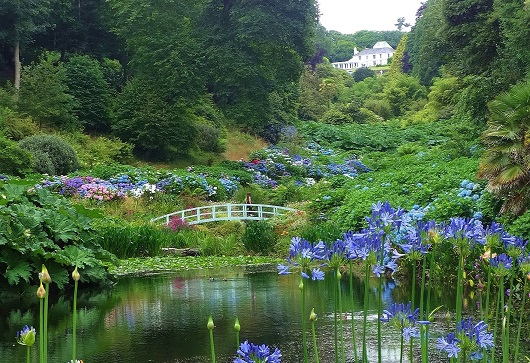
[317, 0, 424, 34]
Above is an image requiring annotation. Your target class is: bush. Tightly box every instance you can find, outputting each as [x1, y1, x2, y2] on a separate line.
[0, 136, 34, 176]
[0, 110, 39, 141]
[242, 220, 278, 254]
[61, 132, 133, 168]
[19, 134, 80, 175]
[195, 122, 226, 152]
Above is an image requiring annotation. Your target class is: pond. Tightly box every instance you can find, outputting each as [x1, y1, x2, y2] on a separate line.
[0, 266, 525, 363]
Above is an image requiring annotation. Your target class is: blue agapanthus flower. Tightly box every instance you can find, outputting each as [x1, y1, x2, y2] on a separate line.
[380, 301, 428, 342]
[277, 237, 326, 280]
[234, 340, 281, 363]
[437, 318, 494, 360]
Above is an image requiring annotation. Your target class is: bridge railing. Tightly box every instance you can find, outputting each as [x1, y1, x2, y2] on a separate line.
[150, 203, 298, 225]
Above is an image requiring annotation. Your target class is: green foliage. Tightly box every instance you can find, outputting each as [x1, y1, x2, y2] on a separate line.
[0, 136, 34, 176]
[242, 220, 278, 254]
[94, 219, 177, 259]
[64, 54, 112, 132]
[382, 73, 428, 117]
[329, 148, 480, 230]
[0, 111, 39, 141]
[353, 67, 375, 82]
[19, 134, 80, 175]
[17, 52, 79, 129]
[100, 58, 124, 93]
[502, 210, 530, 242]
[195, 123, 225, 153]
[113, 77, 197, 160]
[0, 184, 114, 288]
[61, 132, 133, 169]
[299, 221, 344, 244]
[389, 34, 407, 75]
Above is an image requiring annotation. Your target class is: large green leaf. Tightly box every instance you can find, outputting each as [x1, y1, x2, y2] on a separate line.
[41, 209, 78, 242]
[5, 261, 32, 285]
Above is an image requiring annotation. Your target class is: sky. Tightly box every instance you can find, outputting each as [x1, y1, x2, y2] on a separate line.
[317, 0, 424, 34]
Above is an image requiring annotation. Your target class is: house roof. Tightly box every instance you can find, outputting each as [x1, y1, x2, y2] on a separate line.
[347, 41, 395, 60]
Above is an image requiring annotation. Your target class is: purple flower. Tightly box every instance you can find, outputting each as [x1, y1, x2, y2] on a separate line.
[235, 340, 281, 363]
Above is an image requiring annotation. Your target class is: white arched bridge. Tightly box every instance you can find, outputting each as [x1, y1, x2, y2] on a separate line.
[150, 203, 299, 225]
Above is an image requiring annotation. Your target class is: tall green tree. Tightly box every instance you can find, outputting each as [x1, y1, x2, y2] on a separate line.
[112, 77, 196, 159]
[200, 0, 318, 138]
[0, 0, 53, 89]
[407, 0, 449, 85]
[106, 0, 205, 157]
[17, 52, 78, 129]
[64, 54, 112, 132]
[478, 82, 530, 215]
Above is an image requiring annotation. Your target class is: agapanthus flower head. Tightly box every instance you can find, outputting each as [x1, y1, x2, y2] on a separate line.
[438, 318, 494, 360]
[16, 325, 36, 346]
[398, 229, 431, 260]
[366, 201, 408, 233]
[380, 301, 426, 341]
[278, 237, 327, 279]
[490, 253, 513, 275]
[234, 340, 281, 363]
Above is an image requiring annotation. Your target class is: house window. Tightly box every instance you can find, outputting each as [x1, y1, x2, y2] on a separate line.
[366, 56, 368, 60]
[373, 61, 376, 66]
[380, 54, 382, 58]
[359, 56, 361, 60]
[373, 55, 376, 59]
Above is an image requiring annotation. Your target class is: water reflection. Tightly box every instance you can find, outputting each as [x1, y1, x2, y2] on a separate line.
[0, 268, 523, 363]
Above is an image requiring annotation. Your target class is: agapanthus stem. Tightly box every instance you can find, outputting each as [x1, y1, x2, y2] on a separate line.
[301, 279, 309, 363]
[207, 315, 215, 363]
[410, 261, 416, 363]
[503, 275, 514, 363]
[27, 345, 30, 363]
[44, 282, 49, 363]
[337, 269, 345, 363]
[72, 278, 78, 363]
[456, 254, 464, 323]
[484, 267, 492, 322]
[334, 275, 339, 363]
[514, 277, 527, 363]
[39, 299, 43, 363]
[349, 262, 358, 363]
[420, 255, 427, 363]
[362, 263, 370, 363]
[491, 275, 503, 363]
[378, 274, 383, 363]
[400, 333, 404, 363]
[311, 317, 320, 363]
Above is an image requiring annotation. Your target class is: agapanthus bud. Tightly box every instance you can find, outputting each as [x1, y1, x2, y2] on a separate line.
[309, 308, 317, 322]
[16, 325, 36, 346]
[298, 279, 304, 291]
[336, 270, 342, 280]
[234, 317, 240, 332]
[72, 266, 80, 282]
[207, 315, 214, 330]
[37, 282, 46, 299]
[40, 265, 51, 284]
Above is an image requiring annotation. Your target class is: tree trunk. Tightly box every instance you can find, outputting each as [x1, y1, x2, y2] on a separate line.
[14, 41, 21, 90]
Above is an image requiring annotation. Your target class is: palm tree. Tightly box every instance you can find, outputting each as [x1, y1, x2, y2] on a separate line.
[478, 82, 530, 215]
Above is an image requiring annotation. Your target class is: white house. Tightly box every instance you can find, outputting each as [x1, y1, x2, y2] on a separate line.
[331, 41, 395, 73]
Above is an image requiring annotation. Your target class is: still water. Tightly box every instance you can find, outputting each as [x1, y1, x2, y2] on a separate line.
[0, 265, 489, 363]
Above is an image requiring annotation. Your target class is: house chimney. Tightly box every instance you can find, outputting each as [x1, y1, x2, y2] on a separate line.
[353, 47, 358, 55]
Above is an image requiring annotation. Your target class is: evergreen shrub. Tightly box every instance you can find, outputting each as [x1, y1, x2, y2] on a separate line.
[0, 136, 34, 177]
[19, 134, 80, 175]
